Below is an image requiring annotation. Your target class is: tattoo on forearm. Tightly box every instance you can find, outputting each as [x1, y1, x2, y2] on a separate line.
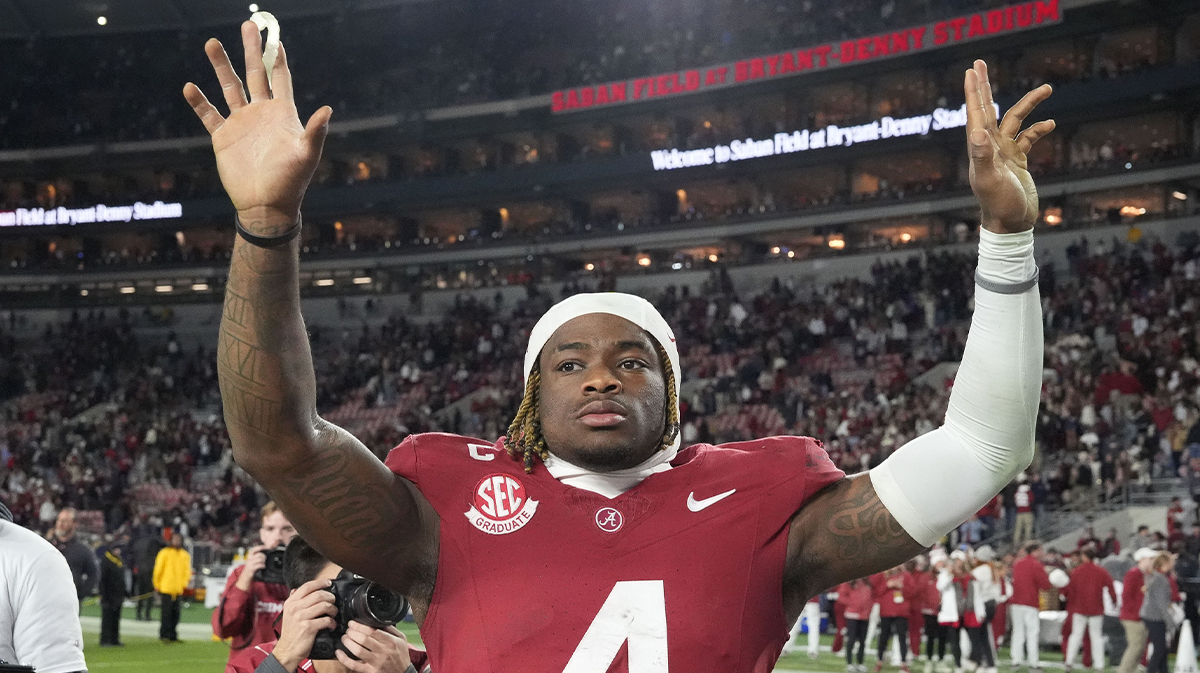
[223, 288, 252, 327]
[282, 444, 407, 549]
[218, 328, 266, 386]
[222, 380, 283, 435]
[825, 480, 915, 561]
[235, 236, 291, 277]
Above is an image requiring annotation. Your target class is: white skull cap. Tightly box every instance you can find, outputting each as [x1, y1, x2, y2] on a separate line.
[524, 293, 681, 449]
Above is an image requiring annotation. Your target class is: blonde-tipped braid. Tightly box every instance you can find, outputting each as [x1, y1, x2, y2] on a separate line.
[506, 342, 680, 474]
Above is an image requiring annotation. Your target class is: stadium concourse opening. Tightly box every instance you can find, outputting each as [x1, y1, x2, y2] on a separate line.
[0, 0, 1198, 670]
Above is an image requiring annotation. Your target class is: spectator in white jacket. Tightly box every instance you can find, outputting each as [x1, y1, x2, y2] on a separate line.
[937, 551, 971, 673]
[968, 550, 1011, 673]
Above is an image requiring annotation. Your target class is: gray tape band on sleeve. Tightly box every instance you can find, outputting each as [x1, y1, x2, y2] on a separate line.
[975, 266, 1039, 295]
[255, 654, 292, 673]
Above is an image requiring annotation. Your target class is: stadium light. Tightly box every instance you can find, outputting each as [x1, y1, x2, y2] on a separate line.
[352, 276, 372, 285]
[771, 246, 781, 255]
[1174, 191, 1188, 201]
[97, 16, 107, 26]
[637, 256, 652, 267]
[80, 289, 88, 297]
[707, 254, 718, 263]
[314, 278, 335, 287]
[787, 250, 795, 258]
[1119, 206, 1146, 217]
[585, 263, 595, 271]
[828, 236, 846, 250]
[119, 286, 135, 294]
[192, 283, 210, 292]
[900, 233, 912, 243]
[155, 285, 173, 293]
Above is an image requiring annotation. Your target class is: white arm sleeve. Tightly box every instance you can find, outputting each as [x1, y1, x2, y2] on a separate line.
[12, 549, 87, 673]
[869, 228, 1042, 547]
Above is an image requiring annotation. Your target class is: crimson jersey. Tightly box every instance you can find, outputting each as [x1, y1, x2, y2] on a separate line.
[384, 432, 845, 672]
[214, 564, 289, 670]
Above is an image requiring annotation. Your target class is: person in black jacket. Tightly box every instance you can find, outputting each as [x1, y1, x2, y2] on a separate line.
[130, 521, 163, 621]
[46, 509, 98, 602]
[97, 536, 128, 647]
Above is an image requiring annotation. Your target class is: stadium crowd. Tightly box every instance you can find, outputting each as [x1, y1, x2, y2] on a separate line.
[3, 227, 1200, 667]
[0, 0, 1185, 152]
[3, 228, 1200, 551]
[0, 0, 1039, 149]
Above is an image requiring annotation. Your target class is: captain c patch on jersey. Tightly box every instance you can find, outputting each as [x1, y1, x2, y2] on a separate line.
[465, 473, 539, 535]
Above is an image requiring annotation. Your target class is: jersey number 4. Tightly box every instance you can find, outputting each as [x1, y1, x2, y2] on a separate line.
[563, 580, 669, 673]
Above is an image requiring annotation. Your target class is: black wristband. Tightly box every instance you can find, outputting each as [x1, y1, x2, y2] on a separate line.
[236, 214, 302, 248]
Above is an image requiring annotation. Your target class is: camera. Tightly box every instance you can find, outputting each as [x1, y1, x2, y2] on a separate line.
[310, 570, 409, 660]
[253, 547, 287, 585]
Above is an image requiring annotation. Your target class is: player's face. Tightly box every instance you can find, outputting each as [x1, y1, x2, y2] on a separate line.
[260, 511, 297, 549]
[537, 314, 668, 472]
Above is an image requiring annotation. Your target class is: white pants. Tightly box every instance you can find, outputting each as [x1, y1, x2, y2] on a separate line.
[1065, 613, 1104, 670]
[866, 603, 881, 655]
[786, 601, 822, 654]
[1010, 604, 1041, 667]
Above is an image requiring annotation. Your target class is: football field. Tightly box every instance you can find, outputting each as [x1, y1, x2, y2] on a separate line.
[79, 604, 1082, 673]
[80, 633, 929, 673]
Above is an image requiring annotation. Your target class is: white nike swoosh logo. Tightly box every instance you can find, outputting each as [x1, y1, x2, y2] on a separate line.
[687, 489, 737, 512]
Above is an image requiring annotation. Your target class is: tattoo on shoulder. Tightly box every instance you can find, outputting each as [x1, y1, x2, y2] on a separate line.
[824, 477, 917, 562]
[282, 443, 408, 550]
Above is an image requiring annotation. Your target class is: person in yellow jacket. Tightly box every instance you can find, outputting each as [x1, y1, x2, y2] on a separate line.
[152, 532, 191, 643]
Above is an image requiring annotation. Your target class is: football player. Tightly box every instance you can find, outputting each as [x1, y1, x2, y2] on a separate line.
[188, 21, 1053, 672]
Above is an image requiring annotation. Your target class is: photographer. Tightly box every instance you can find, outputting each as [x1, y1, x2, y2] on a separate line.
[0, 500, 88, 672]
[216, 502, 298, 667]
[229, 537, 428, 673]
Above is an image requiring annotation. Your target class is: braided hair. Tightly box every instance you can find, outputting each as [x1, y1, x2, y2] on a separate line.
[505, 341, 680, 473]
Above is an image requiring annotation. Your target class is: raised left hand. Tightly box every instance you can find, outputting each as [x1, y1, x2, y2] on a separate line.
[965, 60, 1056, 234]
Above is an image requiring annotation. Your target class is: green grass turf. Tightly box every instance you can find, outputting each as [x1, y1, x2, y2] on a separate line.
[80, 604, 426, 673]
[82, 629, 1087, 673]
[80, 599, 216, 624]
[85, 636, 229, 672]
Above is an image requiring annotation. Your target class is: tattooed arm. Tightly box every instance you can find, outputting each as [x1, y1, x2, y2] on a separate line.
[187, 23, 438, 610]
[783, 475, 924, 622]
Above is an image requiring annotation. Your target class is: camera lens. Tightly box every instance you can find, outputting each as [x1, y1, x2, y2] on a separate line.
[365, 584, 406, 622]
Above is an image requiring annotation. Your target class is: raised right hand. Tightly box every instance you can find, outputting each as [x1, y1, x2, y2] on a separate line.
[183, 21, 332, 230]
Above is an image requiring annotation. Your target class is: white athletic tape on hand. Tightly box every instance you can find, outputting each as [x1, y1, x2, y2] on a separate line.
[249, 11, 280, 88]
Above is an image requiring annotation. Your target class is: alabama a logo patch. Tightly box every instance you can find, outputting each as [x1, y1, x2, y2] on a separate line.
[465, 473, 539, 535]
